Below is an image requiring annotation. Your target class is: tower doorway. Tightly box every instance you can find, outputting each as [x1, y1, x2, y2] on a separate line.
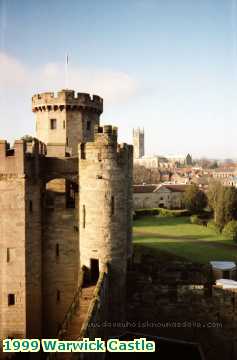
[90, 259, 99, 283]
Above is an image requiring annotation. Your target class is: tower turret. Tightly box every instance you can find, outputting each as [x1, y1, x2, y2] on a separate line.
[32, 90, 103, 156]
[79, 125, 133, 320]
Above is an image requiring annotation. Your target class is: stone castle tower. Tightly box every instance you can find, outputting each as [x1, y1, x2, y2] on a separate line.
[0, 90, 133, 350]
[32, 89, 103, 156]
[133, 127, 144, 159]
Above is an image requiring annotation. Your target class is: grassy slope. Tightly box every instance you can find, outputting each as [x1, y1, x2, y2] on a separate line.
[133, 216, 237, 263]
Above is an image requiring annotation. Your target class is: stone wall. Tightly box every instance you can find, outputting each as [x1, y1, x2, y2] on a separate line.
[0, 139, 44, 352]
[42, 179, 79, 337]
[133, 189, 184, 210]
[127, 256, 237, 360]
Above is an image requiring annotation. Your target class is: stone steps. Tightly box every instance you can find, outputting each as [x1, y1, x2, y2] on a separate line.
[57, 285, 95, 360]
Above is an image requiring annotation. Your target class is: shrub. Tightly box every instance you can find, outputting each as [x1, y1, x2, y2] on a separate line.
[223, 220, 237, 241]
[207, 220, 221, 234]
[190, 215, 203, 225]
[134, 208, 191, 219]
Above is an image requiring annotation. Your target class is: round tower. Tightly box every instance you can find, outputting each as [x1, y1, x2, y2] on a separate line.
[32, 90, 103, 156]
[79, 125, 133, 320]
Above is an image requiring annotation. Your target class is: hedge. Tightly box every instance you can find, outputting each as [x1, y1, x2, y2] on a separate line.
[134, 208, 191, 219]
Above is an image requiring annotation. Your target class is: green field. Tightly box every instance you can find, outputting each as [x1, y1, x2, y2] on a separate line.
[133, 216, 237, 264]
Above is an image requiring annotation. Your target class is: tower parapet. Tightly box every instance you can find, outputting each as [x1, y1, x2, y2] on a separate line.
[32, 90, 103, 114]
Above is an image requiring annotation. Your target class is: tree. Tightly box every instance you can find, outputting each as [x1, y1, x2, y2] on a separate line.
[207, 182, 237, 230]
[207, 180, 222, 216]
[223, 220, 237, 242]
[184, 184, 207, 213]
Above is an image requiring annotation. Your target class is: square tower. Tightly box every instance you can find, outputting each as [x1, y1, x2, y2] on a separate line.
[133, 127, 144, 159]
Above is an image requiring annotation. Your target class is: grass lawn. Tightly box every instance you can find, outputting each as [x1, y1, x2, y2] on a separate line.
[133, 216, 237, 264]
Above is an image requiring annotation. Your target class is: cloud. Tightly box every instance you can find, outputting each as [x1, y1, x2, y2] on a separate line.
[0, 52, 139, 105]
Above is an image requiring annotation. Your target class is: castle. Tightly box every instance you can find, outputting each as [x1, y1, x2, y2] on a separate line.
[0, 90, 133, 354]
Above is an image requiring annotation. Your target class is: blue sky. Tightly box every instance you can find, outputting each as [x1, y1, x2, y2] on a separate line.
[0, 0, 237, 158]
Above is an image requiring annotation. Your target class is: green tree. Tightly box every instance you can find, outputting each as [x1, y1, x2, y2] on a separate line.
[208, 183, 237, 230]
[184, 184, 207, 213]
[223, 220, 237, 241]
[207, 180, 223, 219]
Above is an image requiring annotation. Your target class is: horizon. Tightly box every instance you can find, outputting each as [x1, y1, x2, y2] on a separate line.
[1, 0, 237, 158]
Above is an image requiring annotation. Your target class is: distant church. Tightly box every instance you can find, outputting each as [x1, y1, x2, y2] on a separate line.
[133, 127, 192, 169]
[133, 128, 144, 159]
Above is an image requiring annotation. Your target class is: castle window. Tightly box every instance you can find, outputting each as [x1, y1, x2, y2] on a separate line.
[8, 294, 15, 306]
[74, 225, 79, 233]
[56, 290, 61, 303]
[83, 205, 86, 228]
[86, 121, 91, 131]
[80, 144, 86, 159]
[56, 243, 59, 257]
[7, 248, 16, 263]
[29, 200, 33, 213]
[63, 120, 66, 129]
[111, 196, 115, 216]
[50, 118, 57, 130]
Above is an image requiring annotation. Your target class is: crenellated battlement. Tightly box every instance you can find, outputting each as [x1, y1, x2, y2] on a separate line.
[91, 125, 118, 147]
[0, 139, 46, 175]
[79, 125, 133, 168]
[32, 89, 103, 114]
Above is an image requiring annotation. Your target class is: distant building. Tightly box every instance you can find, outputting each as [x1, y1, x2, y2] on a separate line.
[133, 184, 189, 209]
[133, 127, 144, 159]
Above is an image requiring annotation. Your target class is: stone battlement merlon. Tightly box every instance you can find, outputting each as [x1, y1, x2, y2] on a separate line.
[0, 139, 46, 175]
[93, 125, 118, 145]
[32, 90, 103, 114]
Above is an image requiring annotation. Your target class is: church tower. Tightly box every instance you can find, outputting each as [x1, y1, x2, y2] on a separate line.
[133, 127, 144, 159]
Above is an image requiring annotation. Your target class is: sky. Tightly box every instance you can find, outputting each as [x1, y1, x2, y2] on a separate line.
[0, 0, 237, 158]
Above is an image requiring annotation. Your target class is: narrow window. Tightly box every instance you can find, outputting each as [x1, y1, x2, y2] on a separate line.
[7, 248, 10, 263]
[80, 143, 86, 159]
[66, 137, 69, 146]
[74, 225, 79, 233]
[8, 294, 15, 306]
[29, 200, 33, 213]
[111, 196, 115, 216]
[56, 290, 60, 303]
[83, 205, 86, 228]
[7, 248, 16, 263]
[50, 118, 57, 130]
[56, 243, 59, 257]
[63, 120, 66, 129]
[98, 152, 102, 162]
[86, 121, 91, 131]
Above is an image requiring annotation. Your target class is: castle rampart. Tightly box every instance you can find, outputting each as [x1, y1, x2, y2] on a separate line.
[32, 90, 103, 114]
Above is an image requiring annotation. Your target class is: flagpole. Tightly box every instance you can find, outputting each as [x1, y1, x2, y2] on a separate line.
[65, 53, 69, 89]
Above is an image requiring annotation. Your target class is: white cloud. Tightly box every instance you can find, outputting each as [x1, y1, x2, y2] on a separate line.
[0, 52, 139, 105]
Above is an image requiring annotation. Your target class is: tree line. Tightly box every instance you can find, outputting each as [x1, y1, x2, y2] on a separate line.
[184, 182, 237, 240]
